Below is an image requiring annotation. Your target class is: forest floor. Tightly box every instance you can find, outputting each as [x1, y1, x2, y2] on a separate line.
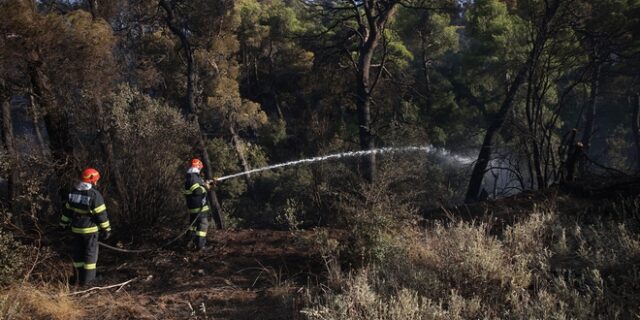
[12, 175, 639, 319]
[67, 229, 338, 319]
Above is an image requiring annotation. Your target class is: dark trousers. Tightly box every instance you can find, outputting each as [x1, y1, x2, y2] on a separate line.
[187, 212, 209, 249]
[72, 232, 98, 285]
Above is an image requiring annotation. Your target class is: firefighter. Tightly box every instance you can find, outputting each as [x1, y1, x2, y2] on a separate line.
[183, 158, 214, 250]
[59, 168, 111, 285]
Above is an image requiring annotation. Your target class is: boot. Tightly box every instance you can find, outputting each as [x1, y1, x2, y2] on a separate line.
[82, 269, 96, 285]
[196, 235, 207, 251]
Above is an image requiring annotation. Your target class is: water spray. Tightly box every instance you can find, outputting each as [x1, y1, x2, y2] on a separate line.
[101, 146, 474, 253]
[214, 146, 474, 182]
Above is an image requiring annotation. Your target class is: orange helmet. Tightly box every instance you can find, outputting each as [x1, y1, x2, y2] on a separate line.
[81, 168, 100, 184]
[190, 158, 204, 169]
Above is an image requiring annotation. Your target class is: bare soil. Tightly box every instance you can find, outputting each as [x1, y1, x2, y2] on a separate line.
[66, 230, 335, 319]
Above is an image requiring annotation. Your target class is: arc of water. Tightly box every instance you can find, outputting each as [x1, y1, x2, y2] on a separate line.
[214, 146, 474, 182]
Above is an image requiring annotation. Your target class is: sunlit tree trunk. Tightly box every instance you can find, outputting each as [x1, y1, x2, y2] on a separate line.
[27, 88, 46, 155]
[356, 56, 377, 182]
[229, 125, 252, 185]
[354, 0, 398, 182]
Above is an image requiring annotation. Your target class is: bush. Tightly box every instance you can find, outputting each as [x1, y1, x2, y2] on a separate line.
[303, 197, 640, 319]
[335, 172, 419, 266]
[109, 85, 199, 237]
[0, 228, 27, 288]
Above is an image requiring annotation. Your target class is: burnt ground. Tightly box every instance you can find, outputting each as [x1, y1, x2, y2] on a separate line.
[61, 230, 337, 319]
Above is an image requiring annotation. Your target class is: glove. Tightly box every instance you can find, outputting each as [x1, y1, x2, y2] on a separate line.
[206, 179, 216, 189]
[100, 230, 111, 240]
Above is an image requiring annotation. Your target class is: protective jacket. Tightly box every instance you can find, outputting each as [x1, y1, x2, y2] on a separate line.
[59, 182, 111, 285]
[183, 168, 210, 249]
[183, 170, 210, 213]
[60, 182, 111, 234]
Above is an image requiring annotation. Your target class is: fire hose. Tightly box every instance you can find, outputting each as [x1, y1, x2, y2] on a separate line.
[98, 210, 206, 253]
[97, 179, 218, 253]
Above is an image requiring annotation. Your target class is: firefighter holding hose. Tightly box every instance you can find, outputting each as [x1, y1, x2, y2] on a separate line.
[183, 158, 215, 250]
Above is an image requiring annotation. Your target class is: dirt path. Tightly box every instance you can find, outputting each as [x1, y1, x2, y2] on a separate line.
[82, 230, 332, 319]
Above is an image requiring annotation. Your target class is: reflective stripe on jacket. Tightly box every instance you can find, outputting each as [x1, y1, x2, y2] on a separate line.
[60, 183, 111, 234]
[184, 172, 209, 211]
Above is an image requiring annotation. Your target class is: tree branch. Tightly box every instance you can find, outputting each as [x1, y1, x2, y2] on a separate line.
[64, 278, 137, 296]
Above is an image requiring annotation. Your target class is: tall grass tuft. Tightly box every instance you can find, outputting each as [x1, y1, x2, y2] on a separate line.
[0, 285, 84, 320]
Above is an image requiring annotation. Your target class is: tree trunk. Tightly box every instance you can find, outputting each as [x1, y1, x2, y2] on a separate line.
[28, 54, 72, 160]
[351, 0, 399, 183]
[28, 53, 73, 217]
[465, 66, 529, 202]
[423, 58, 433, 112]
[559, 128, 578, 182]
[160, 0, 224, 229]
[27, 89, 46, 155]
[532, 141, 545, 189]
[633, 93, 640, 172]
[229, 125, 252, 185]
[356, 76, 376, 182]
[419, 17, 433, 112]
[581, 61, 600, 155]
[87, 0, 98, 19]
[465, 0, 560, 202]
[356, 37, 378, 183]
[198, 140, 224, 229]
[524, 69, 544, 189]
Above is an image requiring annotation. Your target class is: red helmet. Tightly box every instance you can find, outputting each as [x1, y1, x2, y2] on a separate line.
[190, 158, 204, 169]
[81, 168, 100, 184]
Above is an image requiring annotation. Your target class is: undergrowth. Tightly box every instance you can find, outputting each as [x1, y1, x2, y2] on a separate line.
[303, 196, 640, 319]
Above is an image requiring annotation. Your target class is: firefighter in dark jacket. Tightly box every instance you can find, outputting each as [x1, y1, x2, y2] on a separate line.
[184, 158, 214, 250]
[59, 168, 111, 285]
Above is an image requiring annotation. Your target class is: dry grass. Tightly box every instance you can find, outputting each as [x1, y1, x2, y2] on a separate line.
[303, 196, 640, 319]
[83, 291, 155, 319]
[0, 284, 157, 320]
[0, 284, 84, 320]
[0, 269, 158, 320]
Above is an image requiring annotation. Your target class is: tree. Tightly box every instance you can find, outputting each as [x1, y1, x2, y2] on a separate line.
[157, 0, 228, 229]
[303, 0, 412, 181]
[0, 1, 123, 224]
[395, 8, 461, 146]
[237, 0, 312, 120]
[465, 0, 567, 201]
[571, 0, 640, 159]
